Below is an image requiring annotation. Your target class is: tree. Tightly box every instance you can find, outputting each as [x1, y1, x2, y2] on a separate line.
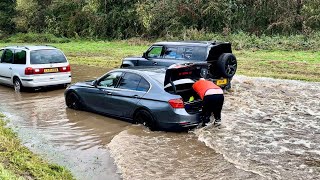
[9, 0, 320, 38]
[0, 0, 16, 34]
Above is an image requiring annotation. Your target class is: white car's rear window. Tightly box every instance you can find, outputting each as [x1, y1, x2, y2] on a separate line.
[30, 49, 67, 64]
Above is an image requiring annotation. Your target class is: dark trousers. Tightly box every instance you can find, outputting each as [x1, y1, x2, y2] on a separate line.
[202, 94, 224, 123]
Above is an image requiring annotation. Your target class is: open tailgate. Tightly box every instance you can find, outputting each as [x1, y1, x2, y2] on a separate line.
[164, 63, 209, 87]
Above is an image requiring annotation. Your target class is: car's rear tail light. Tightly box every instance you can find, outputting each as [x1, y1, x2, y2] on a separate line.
[59, 64, 71, 72]
[25, 67, 33, 75]
[168, 98, 184, 109]
[25, 67, 44, 75]
[33, 68, 44, 74]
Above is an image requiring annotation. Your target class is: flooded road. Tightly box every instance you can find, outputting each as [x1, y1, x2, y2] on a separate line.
[0, 64, 319, 180]
[0, 65, 125, 180]
[195, 76, 320, 179]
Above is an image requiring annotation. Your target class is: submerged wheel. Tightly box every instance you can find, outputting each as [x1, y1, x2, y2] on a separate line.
[66, 92, 82, 110]
[134, 109, 157, 131]
[13, 78, 24, 92]
[217, 53, 237, 78]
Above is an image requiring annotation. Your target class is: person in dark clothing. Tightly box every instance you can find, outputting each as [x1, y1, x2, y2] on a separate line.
[192, 78, 224, 126]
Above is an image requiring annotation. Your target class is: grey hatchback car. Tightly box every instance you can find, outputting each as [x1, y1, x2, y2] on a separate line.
[65, 63, 208, 131]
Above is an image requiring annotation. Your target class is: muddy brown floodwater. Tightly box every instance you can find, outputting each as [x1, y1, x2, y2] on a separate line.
[0, 64, 319, 180]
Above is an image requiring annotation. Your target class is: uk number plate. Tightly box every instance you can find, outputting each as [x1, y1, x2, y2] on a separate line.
[44, 68, 59, 73]
[216, 79, 227, 86]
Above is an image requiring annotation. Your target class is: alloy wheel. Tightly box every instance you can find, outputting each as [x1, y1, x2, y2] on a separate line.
[14, 79, 21, 92]
[225, 57, 237, 77]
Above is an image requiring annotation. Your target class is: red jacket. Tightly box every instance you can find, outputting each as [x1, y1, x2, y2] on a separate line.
[192, 79, 221, 100]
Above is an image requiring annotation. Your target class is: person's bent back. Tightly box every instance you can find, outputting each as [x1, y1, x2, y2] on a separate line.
[192, 78, 224, 126]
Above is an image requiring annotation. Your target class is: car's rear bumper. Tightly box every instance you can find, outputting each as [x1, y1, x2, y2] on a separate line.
[20, 73, 71, 87]
[156, 109, 202, 131]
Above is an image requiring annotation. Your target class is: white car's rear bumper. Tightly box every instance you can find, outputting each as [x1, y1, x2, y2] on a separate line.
[20, 73, 71, 87]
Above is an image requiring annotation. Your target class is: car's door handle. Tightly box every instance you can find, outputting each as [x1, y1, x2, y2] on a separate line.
[101, 89, 112, 95]
[153, 62, 157, 65]
[9, 67, 12, 70]
[132, 95, 139, 98]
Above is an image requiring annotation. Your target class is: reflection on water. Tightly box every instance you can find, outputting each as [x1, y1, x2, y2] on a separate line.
[0, 64, 319, 180]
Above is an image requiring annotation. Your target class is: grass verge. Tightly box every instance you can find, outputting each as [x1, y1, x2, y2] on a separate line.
[0, 114, 73, 180]
[0, 40, 319, 82]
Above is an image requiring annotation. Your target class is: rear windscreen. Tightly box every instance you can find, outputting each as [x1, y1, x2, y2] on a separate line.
[30, 49, 67, 64]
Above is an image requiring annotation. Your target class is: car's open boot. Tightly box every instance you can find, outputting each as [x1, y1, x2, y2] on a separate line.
[165, 82, 202, 114]
[163, 63, 209, 114]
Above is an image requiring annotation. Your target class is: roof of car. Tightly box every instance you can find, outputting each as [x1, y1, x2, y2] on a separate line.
[153, 41, 228, 47]
[4, 45, 57, 51]
[118, 67, 166, 76]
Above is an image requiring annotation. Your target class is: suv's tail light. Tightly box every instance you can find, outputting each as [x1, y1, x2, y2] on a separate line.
[168, 98, 184, 109]
[25, 67, 44, 75]
[59, 64, 71, 72]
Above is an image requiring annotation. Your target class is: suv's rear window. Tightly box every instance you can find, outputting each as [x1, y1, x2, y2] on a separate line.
[30, 49, 67, 64]
[180, 46, 207, 60]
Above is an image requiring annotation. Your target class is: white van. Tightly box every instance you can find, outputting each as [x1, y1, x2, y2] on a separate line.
[0, 45, 71, 91]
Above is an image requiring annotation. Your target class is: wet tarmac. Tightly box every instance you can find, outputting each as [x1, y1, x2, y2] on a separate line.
[0, 64, 319, 180]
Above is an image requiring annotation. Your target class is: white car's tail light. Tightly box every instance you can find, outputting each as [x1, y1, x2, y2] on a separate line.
[25, 67, 44, 75]
[59, 64, 71, 72]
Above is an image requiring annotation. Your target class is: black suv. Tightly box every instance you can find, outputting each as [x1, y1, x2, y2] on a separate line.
[121, 41, 237, 89]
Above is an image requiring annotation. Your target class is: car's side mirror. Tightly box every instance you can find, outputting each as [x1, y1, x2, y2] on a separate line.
[143, 52, 148, 59]
[93, 80, 98, 87]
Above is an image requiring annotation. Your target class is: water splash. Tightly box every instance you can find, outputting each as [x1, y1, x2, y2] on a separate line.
[196, 75, 320, 179]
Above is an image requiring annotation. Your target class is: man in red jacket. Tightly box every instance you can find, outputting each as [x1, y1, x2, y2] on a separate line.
[192, 78, 224, 127]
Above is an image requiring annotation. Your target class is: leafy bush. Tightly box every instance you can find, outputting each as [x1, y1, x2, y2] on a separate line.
[157, 29, 320, 51]
[10, 0, 320, 40]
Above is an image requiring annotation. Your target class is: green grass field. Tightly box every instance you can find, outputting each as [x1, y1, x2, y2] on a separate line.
[235, 50, 320, 81]
[0, 40, 319, 81]
[0, 114, 73, 180]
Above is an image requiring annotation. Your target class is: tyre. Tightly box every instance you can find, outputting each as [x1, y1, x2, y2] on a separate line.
[134, 109, 157, 131]
[224, 81, 232, 90]
[65, 92, 82, 110]
[13, 78, 24, 92]
[216, 53, 237, 78]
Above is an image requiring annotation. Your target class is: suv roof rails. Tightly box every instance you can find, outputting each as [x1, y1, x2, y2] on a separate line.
[182, 40, 216, 44]
[34, 44, 57, 48]
[159, 41, 217, 45]
[5, 46, 30, 50]
[18, 46, 29, 50]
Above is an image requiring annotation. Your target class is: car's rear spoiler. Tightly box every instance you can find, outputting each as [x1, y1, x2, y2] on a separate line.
[164, 63, 209, 93]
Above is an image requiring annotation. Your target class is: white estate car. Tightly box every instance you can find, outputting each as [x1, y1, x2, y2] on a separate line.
[0, 45, 71, 91]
